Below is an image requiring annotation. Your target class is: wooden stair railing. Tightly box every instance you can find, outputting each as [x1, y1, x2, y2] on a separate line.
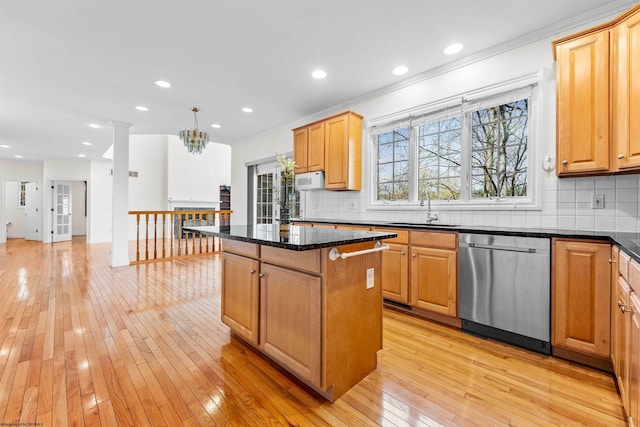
[128, 210, 231, 264]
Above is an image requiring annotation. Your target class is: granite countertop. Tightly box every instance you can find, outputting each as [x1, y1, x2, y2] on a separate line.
[293, 218, 640, 263]
[183, 224, 397, 251]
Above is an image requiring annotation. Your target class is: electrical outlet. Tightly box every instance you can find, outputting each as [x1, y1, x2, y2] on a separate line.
[592, 194, 605, 209]
[366, 268, 374, 289]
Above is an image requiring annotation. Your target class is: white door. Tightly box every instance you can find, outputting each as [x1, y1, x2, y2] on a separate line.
[24, 182, 40, 241]
[52, 181, 72, 242]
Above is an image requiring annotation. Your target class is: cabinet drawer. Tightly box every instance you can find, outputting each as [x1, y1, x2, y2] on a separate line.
[620, 250, 631, 281]
[411, 231, 457, 249]
[373, 227, 409, 244]
[261, 245, 321, 275]
[221, 239, 259, 258]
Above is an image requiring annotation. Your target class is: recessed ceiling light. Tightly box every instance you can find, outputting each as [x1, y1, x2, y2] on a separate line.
[392, 65, 408, 76]
[312, 70, 327, 79]
[0, 144, 9, 148]
[241, 107, 253, 113]
[78, 154, 86, 158]
[82, 141, 92, 146]
[211, 123, 221, 129]
[443, 43, 464, 55]
[14, 155, 23, 158]
[136, 106, 149, 112]
[89, 123, 101, 129]
[155, 80, 171, 88]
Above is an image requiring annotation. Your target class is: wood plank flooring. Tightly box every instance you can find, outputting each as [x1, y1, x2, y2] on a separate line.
[0, 237, 626, 426]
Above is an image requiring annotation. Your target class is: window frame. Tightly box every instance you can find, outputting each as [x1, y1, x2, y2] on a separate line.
[367, 74, 542, 211]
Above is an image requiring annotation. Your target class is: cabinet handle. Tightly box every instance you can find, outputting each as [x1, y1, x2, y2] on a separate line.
[412, 253, 417, 257]
[618, 154, 625, 160]
[401, 251, 405, 255]
[619, 301, 633, 314]
[259, 273, 264, 278]
[561, 160, 568, 165]
[250, 269, 256, 274]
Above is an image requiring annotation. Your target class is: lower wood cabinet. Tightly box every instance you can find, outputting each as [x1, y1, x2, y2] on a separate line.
[381, 243, 409, 303]
[220, 239, 383, 401]
[410, 245, 457, 316]
[629, 292, 640, 427]
[552, 239, 611, 359]
[221, 252, 260, 345]
[260, 263, 321, 387]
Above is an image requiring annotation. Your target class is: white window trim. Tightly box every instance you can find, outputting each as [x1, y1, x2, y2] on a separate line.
[367, 71, 543, 212]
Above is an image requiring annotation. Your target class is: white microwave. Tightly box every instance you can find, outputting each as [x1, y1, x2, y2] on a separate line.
[295, 171, 325, 191]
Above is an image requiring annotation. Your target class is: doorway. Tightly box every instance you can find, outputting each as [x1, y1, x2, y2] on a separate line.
[49, 180, 87, 243]
[2, 179, 41, 241]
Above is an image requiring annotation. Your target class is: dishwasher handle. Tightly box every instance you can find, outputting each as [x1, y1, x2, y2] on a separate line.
[467, 242, 537, 253]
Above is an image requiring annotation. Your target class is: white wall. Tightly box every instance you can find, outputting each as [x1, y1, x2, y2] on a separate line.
[168, 135, 232, 204]
[4, 180, 25, 237]
[88, 160, 113, 243]
[230, 25, 640, 233]
[130, 135, 169, 211]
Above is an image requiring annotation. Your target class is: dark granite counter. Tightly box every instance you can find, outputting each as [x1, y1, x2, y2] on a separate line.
[293, 218, 640, 263]
[184, 224, 397, 251]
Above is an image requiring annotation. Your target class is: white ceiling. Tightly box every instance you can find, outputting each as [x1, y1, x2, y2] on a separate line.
[0, 0, 635, 162]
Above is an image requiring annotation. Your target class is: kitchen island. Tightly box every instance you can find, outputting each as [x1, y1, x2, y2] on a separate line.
[186, 224, 396, 402]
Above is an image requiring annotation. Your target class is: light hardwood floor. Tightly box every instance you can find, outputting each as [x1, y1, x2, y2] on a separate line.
[0, 237, 626, 426]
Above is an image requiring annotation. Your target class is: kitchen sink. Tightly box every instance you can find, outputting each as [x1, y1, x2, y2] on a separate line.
[387, 222, 457, 228]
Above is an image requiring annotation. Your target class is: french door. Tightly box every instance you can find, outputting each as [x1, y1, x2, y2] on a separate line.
[52, 181, 72, 242]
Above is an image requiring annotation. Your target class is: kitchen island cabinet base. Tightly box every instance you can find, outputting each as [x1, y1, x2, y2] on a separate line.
[221, 240, 383, 402]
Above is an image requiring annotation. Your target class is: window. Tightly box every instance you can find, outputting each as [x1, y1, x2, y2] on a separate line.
[256, 172, 274, 224]
[372, 84, 535, 208]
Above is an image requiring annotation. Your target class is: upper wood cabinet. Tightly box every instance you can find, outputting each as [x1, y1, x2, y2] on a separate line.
[552, 239, 611, 358]
[293, 121, 325, 174]
[553, 3, 640, 176]
[555, 31, 610, 175]
[292, 111, 363, 190]
[325, 112, 362, 190]
[613, 9, 640, 171]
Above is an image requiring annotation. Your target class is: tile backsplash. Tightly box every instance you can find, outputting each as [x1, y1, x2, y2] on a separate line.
[301, 175, 640, 232]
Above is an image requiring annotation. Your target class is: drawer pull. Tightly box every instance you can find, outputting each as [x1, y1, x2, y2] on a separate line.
[618, 154, 625, 160]
[561, 159, 568, 165]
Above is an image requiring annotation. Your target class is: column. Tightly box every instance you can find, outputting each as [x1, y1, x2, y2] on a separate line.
[111, 121, 132, 267]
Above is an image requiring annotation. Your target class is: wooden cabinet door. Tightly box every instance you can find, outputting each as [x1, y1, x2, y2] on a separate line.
[293, 127, 308, 174]
[307, 121, 325, 172]
[613, 9, 640, 171]
[259, 263, 321, 387]
[629, 292, 640, 427]
[616, 276, 633, 415]
[325, 114, 349, 190]
[325, 112, 362, 190]
[410, 246, 457, 316]
[555, 31, 610, 175]
[552, 240, 611, 357]
[221, 253, 260, 345]
[381, 243, 409, 304]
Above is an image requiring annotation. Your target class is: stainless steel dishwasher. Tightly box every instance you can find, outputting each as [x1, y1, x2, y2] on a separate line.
[459, 233, 551, 355]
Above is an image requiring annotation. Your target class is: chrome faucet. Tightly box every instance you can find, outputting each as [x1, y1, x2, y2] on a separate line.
[421, 189, 439, 224]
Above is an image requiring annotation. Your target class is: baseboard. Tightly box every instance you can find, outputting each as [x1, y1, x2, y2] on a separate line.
[552, 346, 613, 373]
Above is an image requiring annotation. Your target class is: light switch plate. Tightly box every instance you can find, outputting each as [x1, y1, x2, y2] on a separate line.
[366, 268, 374, 289]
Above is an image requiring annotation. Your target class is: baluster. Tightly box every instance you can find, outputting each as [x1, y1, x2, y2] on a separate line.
[135, 213, 141, 262]
[145, 213, 150, 261]
[178, 213, 183, 256]
[153, 213, 158, 259]
[191, 212, 196, 254]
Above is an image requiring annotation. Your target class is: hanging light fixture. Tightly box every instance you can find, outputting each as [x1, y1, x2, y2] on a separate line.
[180, 107, 209, 154]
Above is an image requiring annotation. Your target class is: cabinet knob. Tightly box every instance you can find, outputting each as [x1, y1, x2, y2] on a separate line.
[561, 160, 568, 165]
[401, 251, 405, 255]
[250, 269, 256, 274]
[618, 154, 625, 160]
[259, 273, 264, 278]
[412, 253, 417, 257]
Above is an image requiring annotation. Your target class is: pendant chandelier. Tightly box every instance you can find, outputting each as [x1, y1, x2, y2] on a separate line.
[179, 107, 209, 154]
